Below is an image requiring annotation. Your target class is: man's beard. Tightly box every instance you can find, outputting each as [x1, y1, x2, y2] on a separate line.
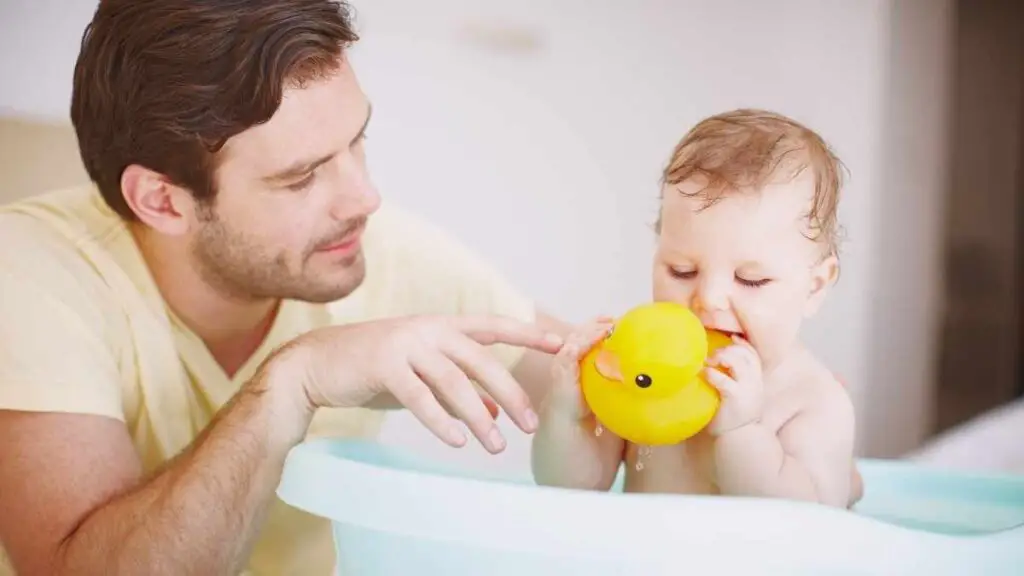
[191, 212, 367, 304]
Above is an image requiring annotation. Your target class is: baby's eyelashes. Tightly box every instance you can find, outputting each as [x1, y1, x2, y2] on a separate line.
[735, 275, 772, 288]
[668, 266, 773, 289]
[667, 267, 696, 280]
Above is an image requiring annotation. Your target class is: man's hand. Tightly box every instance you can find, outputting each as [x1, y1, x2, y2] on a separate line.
[287, 314, 563, 453]
[0, 312, 560, 575]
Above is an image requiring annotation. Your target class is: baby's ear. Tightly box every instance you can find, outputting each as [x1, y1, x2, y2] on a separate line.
[804, 253, 839, 318]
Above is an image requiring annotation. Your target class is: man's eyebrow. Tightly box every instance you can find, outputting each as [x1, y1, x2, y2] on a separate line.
[262, 153, 335, 184]
[261, 103, 373, 184]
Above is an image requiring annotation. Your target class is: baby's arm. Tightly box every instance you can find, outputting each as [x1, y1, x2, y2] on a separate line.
[713, 381, 855, 507]
[531, 321, 625, 491]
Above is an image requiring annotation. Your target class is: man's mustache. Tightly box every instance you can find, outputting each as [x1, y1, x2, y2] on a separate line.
[311, 217, 367, 251]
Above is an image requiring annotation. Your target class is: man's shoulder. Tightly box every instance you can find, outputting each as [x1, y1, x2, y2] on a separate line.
[0, 184, 121, 248]
[332, 198, 530, 323]
[359, 200, 472, 285]
[0, 184, 128, 308]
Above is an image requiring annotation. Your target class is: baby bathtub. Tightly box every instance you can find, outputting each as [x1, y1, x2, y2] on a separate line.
[276, 438, 1024, 575]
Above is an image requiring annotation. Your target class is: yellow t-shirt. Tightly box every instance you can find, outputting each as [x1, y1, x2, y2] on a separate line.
[0, 185, 535, 575]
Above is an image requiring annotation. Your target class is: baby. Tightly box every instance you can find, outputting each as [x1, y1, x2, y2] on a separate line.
[532, 109, 858, 508]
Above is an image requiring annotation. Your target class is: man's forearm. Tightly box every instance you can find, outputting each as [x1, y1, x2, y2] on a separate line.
[712, 423, 818, 502]
[54, 357, 312, 575]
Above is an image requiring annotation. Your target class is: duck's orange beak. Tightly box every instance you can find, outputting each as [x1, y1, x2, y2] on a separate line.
[594, 349, 624, 382]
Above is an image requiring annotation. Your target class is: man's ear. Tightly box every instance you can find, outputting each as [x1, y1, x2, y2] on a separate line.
[804, 253, 839, 318]
[120, 164, 197, 235]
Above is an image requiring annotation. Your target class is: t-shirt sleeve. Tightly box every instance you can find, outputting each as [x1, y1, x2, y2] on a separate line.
[0, 233, 124, 420]
[356, 203, 537, 369]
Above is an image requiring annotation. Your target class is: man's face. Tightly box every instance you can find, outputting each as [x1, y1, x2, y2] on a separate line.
[192, 58, 379, 303]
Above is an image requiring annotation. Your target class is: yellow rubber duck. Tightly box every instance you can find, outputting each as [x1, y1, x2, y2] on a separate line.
[579, 301, 731, 446]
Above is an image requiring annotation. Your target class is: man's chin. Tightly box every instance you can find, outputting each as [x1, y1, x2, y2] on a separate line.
[290, 280, 364, 304]
[289, 263, 367, 303]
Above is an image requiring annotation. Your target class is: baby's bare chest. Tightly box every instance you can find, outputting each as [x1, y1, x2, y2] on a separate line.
[621, 383, 808, 494]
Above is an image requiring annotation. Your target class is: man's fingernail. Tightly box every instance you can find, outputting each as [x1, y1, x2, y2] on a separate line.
[488, 428, 506, 451]
[524, 408, 539, 431]
[449, 422, 467, 446]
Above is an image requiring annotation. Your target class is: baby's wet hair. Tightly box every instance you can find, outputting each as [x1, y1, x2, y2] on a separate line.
[655, 108, 847, 258]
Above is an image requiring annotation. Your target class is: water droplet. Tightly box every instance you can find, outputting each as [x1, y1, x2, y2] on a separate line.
[634, 444, 652, 472]
[594, 423, 604, 437]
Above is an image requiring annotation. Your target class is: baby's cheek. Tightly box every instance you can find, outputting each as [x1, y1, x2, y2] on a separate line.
[652, 275, 690, 305]
[748, 294, 806, 358]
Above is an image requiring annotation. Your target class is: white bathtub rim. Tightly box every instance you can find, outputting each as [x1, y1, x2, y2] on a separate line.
[276, 438, 1024, 569]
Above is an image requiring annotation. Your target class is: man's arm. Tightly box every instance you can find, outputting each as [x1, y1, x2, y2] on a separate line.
[712, 385, 856, 508]
[0, 355, 311, 575]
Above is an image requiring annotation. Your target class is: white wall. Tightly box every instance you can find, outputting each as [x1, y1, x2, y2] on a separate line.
[0, 1, 953, 473]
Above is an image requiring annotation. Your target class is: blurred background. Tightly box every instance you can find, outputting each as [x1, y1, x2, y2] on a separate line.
[1, 0, 1021, 477]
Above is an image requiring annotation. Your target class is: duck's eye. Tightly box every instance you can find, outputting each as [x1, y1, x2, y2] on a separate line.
[635, 373, 652, 388]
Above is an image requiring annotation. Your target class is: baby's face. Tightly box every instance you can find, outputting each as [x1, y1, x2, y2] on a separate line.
[652, 173, 836, 369]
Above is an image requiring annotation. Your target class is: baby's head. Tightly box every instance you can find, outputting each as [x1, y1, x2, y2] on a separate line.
[652, 109, 844, 368]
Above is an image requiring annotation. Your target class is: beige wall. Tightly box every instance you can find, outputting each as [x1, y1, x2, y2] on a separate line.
[0, 115, 88, 203]
[859, 0, 954, 457]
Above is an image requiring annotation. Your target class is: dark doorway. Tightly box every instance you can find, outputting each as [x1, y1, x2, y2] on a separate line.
[935, 0, 1024, 433]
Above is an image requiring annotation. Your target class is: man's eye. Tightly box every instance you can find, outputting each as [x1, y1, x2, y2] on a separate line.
[736, 275, 772, 288]
[286, 172, 316, 191]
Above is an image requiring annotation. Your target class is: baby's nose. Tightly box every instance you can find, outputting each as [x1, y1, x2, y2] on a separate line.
[692, 278, 729, 313]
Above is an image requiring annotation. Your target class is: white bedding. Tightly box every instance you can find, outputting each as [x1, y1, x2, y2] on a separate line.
[907, 398, 1024, 476]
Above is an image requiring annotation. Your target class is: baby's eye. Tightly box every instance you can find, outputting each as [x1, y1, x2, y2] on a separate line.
[735, 275, 772, 288]
[668, 267, 696, 280]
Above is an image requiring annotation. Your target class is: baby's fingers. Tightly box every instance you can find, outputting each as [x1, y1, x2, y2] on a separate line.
[703, 366, 737, 397]
[557, 320, 613, 361]
[578, 318, 616, 349]
[711, 346, 757, 383]
[730, 336, 761, 367]
[550, 319, 612, 417]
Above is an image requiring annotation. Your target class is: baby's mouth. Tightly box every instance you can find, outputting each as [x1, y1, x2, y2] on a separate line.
[706, 326, 744, 339]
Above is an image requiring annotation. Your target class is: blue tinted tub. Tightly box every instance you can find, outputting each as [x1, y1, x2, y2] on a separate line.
[277, 438, 1024, 575]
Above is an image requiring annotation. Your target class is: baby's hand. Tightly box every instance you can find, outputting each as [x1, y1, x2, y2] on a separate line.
[545, 317, 615, 421]
[703, 335, 766, 436]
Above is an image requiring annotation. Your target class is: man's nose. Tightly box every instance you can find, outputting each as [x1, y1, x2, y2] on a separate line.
[329, 155, 381, 220]
[691, 276, 729, 313]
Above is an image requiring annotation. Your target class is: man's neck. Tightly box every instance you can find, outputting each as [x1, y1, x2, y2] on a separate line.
[130, 225, 278, 377]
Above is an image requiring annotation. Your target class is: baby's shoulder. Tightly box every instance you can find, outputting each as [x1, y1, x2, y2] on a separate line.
[785, 349, 853, 420]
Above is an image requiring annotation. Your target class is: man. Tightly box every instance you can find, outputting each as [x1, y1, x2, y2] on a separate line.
[0, 1, 568, 574]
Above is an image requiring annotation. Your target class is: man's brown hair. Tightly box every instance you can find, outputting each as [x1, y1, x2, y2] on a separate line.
[70, 0, 359, 220]
[659, 108, 846, 256]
